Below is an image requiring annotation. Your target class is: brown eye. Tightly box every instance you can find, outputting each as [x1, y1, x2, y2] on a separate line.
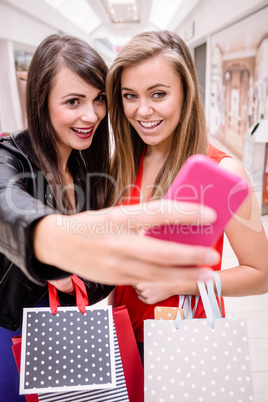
[67, 98, 79, 106]
[95, 94, 106, 102]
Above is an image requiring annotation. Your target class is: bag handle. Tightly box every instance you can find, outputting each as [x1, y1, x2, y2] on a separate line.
[197, 271, 222, 328]
[48, 274, 89, 315]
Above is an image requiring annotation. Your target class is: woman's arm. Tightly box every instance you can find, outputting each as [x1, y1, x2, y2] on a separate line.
[0, 146, 57, 285]
[0, 143, 114, 306]
[216, 157, 268, 296]
[33, 200, 220, 285]
[0, 144, 219, 289]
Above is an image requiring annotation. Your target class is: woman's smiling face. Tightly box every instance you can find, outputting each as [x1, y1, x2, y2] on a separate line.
[121, 55, 184, 152]
[48, 66, 106, 161]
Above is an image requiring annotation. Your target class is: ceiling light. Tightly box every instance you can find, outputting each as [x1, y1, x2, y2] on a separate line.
[108, 0, 136, 4]
[101, 0, 140, 23]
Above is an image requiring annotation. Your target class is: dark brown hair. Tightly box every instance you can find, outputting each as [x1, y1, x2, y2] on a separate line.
[26, 34, 110, 212]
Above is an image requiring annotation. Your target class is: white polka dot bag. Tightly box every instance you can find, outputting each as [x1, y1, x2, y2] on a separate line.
[18, 275, 131, 401]
[144, 275, 254, 402]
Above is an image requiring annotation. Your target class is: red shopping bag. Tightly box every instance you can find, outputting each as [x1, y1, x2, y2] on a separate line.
[11, 337, 38, 402]
[113, 305, 144, 402]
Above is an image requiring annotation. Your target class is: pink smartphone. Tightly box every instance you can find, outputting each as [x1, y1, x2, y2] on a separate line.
[145, 154, 250, 247]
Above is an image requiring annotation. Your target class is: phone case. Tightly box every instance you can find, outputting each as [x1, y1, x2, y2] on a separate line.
[145, 154, 249, 247]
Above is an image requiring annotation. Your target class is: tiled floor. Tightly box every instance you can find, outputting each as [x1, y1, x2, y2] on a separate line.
[223, 215, 268, 402]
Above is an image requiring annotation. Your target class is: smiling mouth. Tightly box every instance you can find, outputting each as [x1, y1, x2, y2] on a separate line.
[138, 120, 162, 129]
[71, 127, 93, 134]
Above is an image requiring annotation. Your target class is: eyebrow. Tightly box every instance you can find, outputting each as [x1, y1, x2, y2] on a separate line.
[61, 90, 104, 100]
[61, 93, 86, 100]
[121, 83, 171, 92]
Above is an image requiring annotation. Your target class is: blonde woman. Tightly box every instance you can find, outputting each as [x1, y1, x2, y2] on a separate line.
[106, 30, 268, 360]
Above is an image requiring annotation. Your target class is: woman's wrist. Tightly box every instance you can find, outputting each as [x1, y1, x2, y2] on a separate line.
[33, 214, 66, 266]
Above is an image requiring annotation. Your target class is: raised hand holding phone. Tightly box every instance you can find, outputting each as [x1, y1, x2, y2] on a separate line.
[145, 154, 250, 247]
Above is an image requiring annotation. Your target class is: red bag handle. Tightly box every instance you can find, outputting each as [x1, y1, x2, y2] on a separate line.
[48, 274, 89, 315]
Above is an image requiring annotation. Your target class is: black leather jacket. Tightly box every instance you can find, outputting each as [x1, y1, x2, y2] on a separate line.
[0, 130, 113, 331]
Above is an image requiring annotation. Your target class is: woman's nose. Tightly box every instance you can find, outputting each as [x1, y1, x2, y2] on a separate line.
[137, 99, 154, 117]
[80, 104, 98, 123]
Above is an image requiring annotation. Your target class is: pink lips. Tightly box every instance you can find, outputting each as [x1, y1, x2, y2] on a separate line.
[71, 126, 94, 139]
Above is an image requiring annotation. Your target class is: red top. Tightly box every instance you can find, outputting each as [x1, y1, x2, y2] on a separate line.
[114, 144, 229, 342]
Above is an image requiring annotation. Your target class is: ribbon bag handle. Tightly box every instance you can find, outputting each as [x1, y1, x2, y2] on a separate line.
[197, 271, 222, 329]
[48, 274, 89, 315]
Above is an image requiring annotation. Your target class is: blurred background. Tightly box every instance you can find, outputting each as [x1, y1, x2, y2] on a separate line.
[0, 1, 268, 400]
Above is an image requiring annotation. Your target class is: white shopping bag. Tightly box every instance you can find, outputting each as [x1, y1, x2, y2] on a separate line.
[144, 279, 254, 402]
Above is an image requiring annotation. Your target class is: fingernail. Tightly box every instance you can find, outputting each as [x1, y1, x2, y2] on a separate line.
[204, 207, 217, 222]
[198, 268, 213, 281]
[205, 251, 220, 265]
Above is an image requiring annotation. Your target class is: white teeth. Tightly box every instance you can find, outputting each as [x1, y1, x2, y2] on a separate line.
[73, 128, 92, 133]
[139, 120, 161, 128]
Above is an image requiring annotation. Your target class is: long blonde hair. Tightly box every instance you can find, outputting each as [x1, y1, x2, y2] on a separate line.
[106, 30, 208, 204]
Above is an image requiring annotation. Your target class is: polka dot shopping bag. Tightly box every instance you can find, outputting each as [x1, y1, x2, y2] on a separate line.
[144, 278, 254, 402]
[17, 275, 143, 401]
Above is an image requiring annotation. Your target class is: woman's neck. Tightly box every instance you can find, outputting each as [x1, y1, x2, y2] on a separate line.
[57, 145, 72, 176]
[145, 144, 169, 164]
[140, 145, 170, 202]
